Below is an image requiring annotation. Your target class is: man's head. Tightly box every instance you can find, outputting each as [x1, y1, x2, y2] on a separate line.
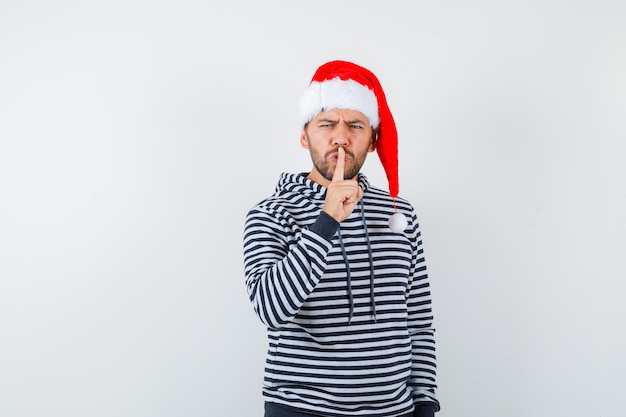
[300, 108, 376, 185]
[298, 60, 399, 197]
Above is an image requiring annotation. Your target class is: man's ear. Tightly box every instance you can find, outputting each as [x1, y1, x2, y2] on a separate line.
[300, 129, 309, 149]
[368, 132, 378, 152]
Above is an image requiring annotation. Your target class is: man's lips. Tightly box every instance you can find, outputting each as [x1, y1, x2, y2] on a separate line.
[327, 149, 353, 161]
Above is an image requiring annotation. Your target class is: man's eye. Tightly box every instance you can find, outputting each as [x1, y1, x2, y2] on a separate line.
[350, 124, 362, 129]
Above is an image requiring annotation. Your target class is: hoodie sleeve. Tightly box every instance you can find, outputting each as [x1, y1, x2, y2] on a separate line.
[406, 209, 440, 412]
[243, 206, 339, 328]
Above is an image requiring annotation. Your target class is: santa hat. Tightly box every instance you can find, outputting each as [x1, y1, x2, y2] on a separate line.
[299, 60, 399, 200]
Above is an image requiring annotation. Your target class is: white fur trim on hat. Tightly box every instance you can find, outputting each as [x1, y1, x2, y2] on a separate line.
[299, 77, 380, 128]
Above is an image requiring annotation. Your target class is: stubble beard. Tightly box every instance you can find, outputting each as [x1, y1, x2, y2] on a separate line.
[309, 145, 367, 182]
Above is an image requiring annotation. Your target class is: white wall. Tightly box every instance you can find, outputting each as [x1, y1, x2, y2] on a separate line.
[1, 1, 625, 416]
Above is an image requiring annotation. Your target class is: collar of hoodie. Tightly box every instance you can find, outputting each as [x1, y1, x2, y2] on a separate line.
[276, 172, 371, 201]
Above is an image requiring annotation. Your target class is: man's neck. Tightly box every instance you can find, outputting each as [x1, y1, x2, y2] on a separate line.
[306, 169, 330, 188]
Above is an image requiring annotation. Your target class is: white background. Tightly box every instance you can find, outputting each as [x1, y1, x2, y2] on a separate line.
[1, 1, 625, 416]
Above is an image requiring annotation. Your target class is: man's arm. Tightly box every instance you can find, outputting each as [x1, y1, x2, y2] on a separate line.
[243, 207, 338, 328]
[244, 149, 363, 328]
[406, 210, 440, 414]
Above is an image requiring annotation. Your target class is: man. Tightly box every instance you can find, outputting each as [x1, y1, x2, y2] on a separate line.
[243, 60, 440, 417]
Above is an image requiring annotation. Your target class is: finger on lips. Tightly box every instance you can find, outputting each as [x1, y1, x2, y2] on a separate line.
[332, 147, 345, 182]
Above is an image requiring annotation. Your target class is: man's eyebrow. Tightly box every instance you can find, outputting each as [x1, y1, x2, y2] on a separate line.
[344, 119, 367, 125]
[314, 117, 367, 125]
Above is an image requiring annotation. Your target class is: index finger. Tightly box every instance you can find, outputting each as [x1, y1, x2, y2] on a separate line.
[332, 147, 345, 182]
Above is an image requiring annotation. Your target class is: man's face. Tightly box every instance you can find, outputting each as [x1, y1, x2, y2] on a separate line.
[300, 108, 376, 186]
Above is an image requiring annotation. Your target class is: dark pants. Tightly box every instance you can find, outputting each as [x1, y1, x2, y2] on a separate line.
[264, 402, 412, 417]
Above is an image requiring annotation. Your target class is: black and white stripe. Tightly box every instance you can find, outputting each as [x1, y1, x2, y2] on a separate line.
[243, 173, 438, 416]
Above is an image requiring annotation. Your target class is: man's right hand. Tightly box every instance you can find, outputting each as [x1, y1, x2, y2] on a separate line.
[323, 147, 364, 223]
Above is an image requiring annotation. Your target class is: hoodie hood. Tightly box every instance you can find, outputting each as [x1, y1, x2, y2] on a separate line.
[275, 172, 372, 200]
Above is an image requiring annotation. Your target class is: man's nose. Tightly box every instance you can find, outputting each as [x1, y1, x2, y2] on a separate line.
[331, 124, 350, 146]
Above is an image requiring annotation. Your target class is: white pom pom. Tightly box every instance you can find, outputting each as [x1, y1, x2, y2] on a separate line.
[388, 212, 408, 233]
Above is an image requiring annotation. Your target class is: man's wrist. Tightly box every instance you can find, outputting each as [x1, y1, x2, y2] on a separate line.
[309, 211, 340, 241]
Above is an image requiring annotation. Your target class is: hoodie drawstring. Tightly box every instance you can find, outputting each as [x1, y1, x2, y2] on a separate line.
[337, 199, 376, 325]
[336, 229, 353, 324]
[360, 200, 377, 323]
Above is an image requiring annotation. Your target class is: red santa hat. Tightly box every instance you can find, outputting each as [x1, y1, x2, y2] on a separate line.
[299, 60, 399, 199]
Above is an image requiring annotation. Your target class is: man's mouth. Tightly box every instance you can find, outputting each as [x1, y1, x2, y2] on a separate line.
[328, 149, 352, 161]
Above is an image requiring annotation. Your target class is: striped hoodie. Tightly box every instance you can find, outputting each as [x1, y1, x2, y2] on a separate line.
[243, 172, 439, 417]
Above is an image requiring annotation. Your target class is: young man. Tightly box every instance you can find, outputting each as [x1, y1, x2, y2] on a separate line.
[243, 60, 440, 417]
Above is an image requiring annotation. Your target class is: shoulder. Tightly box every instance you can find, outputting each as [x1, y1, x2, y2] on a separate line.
[248, 189, 311, 216]
[364, 184, 417, 214]
[246, 189, 320, 229]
